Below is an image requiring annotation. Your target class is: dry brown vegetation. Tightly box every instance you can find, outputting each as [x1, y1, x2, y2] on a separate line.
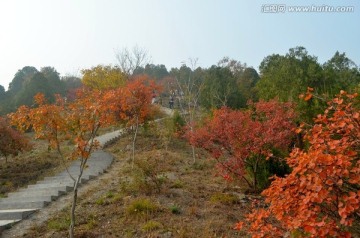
[0, 139, 74, 197]
[2, 126, 253, 237]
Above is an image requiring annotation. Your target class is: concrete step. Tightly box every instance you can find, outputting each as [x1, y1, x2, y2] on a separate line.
[96, 130, 123, 146]
[62, 165, 107, 171]
[0, 134, 117, 231]
[0, 219, 21, 229]
[18, 185, 73, 193]
[58, 170, 103, 177]
[0, 201, 49, 209]
[74, 157, 113, 164]
[28, 183, 74, 190]
[37, 176, 88, 184]
[35, 179, 85, 186]
[7, 188, 67, 198]
[56, 163, 105, 168]
[67, 165, 109, 171]
[57, 172, 99, 178]
[0, 209, 38, 220]
[0, 195, 57, 202]
[56, 172, 100, 179]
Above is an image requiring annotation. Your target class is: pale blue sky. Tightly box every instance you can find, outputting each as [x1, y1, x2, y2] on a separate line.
[0, 0, 359, 89]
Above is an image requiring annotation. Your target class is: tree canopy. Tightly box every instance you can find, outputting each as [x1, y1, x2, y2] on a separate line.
[256, 46, 360, 123]
[81, 65, 127, 90]
[0, 66, 77, 114]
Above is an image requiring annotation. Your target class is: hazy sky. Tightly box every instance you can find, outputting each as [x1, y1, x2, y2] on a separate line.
[0, 0, 359, 90]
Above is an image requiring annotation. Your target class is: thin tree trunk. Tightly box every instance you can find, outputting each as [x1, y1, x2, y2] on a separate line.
[68, 148, 89, 237]
[189, 107, 196, 163]
[191, 145, 196, 164]
[69, 175, 81, 238]
[253, 162, 258, 191]
[131, 116, 139, 168]
[296, 132, 304, 150]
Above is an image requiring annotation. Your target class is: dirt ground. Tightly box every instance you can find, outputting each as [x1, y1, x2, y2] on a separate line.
[0, 140, 70, 197]
[1, 131, 252, 238]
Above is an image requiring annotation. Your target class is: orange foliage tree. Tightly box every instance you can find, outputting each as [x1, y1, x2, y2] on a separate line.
[237, 91, 360, 237]
[11, 94, 68, 151]
[103, 75, 160, 166]
[0, 117, 32, 162]
[188, 99, 296, 191]
[10, 77, 159, 237]
[10, 90, 114, 238]
[119, 76, 158, 127]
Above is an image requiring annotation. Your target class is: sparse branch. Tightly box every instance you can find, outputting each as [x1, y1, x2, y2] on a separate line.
[115, 45, 151, 76]
[174, 58, 204, 163]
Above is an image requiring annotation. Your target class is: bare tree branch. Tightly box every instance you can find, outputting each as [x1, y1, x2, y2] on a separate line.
[115, 45, 152, 76]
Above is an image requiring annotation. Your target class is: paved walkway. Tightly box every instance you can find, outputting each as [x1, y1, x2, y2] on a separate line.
[0, 129, 124, 232]
[0, 106, 174, 233]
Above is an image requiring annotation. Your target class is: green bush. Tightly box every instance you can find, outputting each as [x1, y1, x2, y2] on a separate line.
[126, 198, 159, 218]
[141, 220, 163, 231]
[169, 204, 181, 214]
[246, 152, 291, 191]
[172, 110, 185, 133]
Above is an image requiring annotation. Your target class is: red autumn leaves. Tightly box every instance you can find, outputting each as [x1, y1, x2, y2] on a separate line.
[187, 99, 296, 190]
[237, 92, 360, 237]
[189, 91, 360, 237]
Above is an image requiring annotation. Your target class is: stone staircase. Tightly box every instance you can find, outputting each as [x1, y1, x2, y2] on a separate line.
[0, 129, 124, 232]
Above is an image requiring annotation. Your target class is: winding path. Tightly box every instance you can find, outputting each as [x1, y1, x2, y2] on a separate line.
[0, 129, 125, 233]
[0, 106, 174, 237]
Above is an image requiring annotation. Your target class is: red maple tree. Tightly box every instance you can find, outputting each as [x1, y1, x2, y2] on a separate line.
[101, 75, 160, 167]
[188, 99, 296, 190]
[237, 91, 360, 237]
[0, 117, 32, 162]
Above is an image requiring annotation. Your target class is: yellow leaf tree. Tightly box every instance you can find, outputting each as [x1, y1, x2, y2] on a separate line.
[81, 65, 127, 90]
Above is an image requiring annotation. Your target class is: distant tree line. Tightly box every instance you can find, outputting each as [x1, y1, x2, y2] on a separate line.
[136, 47, 360, 118]
[0, 66, 82, 115]
[256, 47, 360, 123]
[165, 47, 360, 124]
[1, 46, 359, 121]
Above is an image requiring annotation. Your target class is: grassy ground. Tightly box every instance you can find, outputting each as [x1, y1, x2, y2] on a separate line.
[0, 139, 74, 197]
[6, 126, 252, 237]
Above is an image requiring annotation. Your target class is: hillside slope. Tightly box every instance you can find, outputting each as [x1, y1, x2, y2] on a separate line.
[2, 131, 251, 237]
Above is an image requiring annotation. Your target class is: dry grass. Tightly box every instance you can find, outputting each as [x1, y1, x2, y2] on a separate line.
[15, 129, 251, 237]
[0, 138, 74, 197]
